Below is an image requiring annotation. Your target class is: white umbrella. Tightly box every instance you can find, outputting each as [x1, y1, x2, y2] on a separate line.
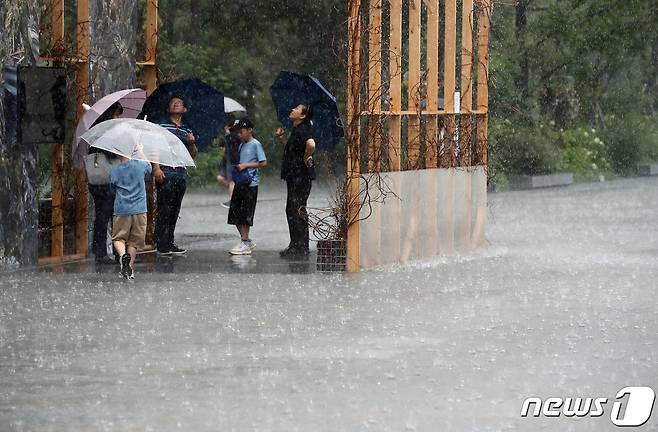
[224, 97, 246, 113]
[80, 118, 196, 168]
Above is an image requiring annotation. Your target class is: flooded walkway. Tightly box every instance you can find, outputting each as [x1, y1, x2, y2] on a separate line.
[1, 178, 658, 431]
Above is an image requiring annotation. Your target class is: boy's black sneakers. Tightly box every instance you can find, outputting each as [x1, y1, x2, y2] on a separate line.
[127, 264, 135, 280]
[119, 254, 131, 278]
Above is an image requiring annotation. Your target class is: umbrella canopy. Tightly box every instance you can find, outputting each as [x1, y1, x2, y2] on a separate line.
[80, 118, 196, 168]
[139, 78, 225, 151]
[73, 88, 147, 167]
[224, 97, 246, 113]
[270, 71, 344, 152]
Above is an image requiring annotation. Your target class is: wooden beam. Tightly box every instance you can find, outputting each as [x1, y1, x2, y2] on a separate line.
[75, 0, 90, 257]
[388, 0, 402, 172]
[475, 0, 492, 166]
[363, 0, 383, 268]
[459, 0, 474, 166]
[143, 0, 159, 246]
[406, 0, 421, 169]
[424, 0, 440, 259]
[144, 0, 158, 94]
[50, 0, 65, 258]
[367, 0, 382, 173]
[426, 0, 439, 169]
[346, 0, 362, 272]
[385, 0, 402, 265]
[442, 0, 457, 168]
[52, 0, 65, 56]
[38, 254, 86, 266]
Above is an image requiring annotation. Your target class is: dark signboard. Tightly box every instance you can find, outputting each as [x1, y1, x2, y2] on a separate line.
[15, 66, 67, 144]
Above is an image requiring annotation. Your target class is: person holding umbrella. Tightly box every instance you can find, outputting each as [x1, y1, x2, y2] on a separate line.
[275, 103, 316, 259]
[86, 102, 123, 264]
[80, 118, 197, 277]
[153, 95, 198, 256]
[110, 151, 152, 279]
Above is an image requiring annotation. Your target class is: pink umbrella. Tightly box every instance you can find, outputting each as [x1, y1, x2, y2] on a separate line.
[73, 88, 147, 168]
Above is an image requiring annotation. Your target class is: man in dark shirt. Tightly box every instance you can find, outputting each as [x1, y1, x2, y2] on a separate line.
[153, 95, 197, 256]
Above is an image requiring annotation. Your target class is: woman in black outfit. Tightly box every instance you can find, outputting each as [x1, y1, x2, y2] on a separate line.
[87, 102, 123, 264]
[276, 103, 316, 258]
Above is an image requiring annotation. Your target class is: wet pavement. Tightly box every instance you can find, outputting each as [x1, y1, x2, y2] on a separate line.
[1, 178, 658, 431]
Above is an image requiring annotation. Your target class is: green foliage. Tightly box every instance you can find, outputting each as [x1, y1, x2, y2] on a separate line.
[601, 114, 658, 176]
[489, 0, 658, 179]
[186, 145, 222, 188]
[558, 127, 611, 181]
[489, 119, 560, 176]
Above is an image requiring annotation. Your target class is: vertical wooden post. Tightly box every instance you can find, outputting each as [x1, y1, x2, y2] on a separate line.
[475, 0, 492, 166]
[388, 0, 402, 173]
[460, 0, 474, 167]
[364, 0, 382, 268]
[386, 0, 402, 264]
[367, 0, 382, 172]
[426, 0, 439, 170]
[52, 0, 65, 56]
[406, 0, 421, 169]
[442, 0, 457, 168]
[143, 0, 158, 247]
[425, 0, 440, 258]
[50, 0, 65, 258]
[346, 0, 361, 272]
[75, 0, 90, 256]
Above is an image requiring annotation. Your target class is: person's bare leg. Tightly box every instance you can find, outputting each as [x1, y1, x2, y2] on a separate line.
[237, 225, 250, 241]
[217, 175, 230, 189]
[127, 245, 137, 267]
[228, 181, 234, 198]
[113, 240, 126, 256]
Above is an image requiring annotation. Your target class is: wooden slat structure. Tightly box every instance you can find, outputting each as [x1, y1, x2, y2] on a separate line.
[346, 0, 362, 272]
[40, 0, 159, 263]
[346, 0, 493, 271]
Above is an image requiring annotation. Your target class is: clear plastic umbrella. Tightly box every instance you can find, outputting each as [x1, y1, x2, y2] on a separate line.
[80, 118, 196, 168]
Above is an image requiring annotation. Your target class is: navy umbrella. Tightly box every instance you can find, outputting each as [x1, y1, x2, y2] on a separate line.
[139, 78, 225, 151]
[270, 71, 344, 152]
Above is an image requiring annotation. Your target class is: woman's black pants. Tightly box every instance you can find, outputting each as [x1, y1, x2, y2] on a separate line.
[88, 184, 115, 258]
[286, 178, 312, 251]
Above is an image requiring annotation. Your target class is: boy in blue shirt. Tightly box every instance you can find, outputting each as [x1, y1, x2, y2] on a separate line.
[227, 117, 267, 255]
[110, 156, 152, 279]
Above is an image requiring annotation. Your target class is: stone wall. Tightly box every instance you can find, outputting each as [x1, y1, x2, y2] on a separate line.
[0, 0, 40, 269]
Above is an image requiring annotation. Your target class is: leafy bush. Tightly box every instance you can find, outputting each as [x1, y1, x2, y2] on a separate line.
[186, 145, 223, 188]
[558, 127, 611, 181]
[601, 114, 658, 176]
[489, 119, 561, 176]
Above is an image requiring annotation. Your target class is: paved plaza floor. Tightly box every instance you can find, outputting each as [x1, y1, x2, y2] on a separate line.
[1, 177, 657, 431]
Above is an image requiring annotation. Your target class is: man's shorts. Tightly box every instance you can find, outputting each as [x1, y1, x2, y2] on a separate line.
[112, 213, 147, 250]
[227, 184, 258, 226]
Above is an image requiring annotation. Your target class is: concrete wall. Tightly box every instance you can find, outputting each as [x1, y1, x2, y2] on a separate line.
[359, 166, 487, 269]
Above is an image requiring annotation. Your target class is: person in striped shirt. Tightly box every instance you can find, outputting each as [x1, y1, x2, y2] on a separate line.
[153, 95, 198, 256]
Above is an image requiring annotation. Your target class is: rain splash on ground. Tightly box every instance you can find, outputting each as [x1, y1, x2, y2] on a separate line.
[1, 177, 657, 431]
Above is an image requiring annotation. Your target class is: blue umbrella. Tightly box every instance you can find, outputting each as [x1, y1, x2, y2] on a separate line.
[139, 78, 225, 151]
[270, 71, 344, 152]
